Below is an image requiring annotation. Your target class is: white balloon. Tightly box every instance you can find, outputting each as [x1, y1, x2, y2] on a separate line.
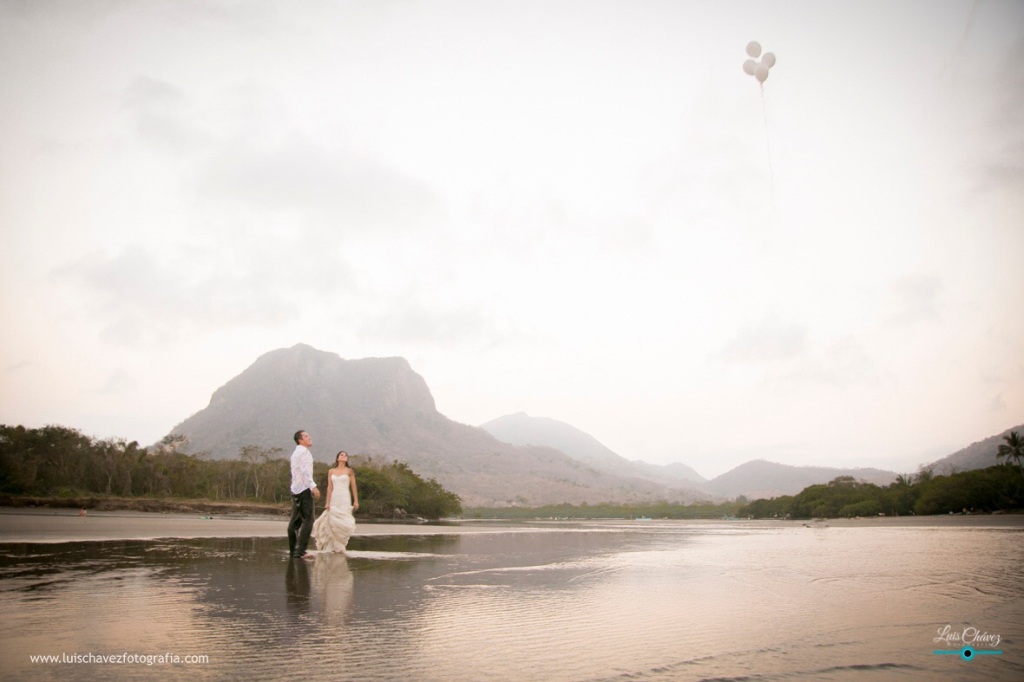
[754, 64, 769, 83]
[761, 52, 776, 68]
[743, 59, 757, 75]
[746, 41, 761, 58]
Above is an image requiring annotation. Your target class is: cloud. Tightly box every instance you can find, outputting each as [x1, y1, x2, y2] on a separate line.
[4, 360, 32, 374]
[356, 297, 489, 348]
[991, 37, 1024, 131]
[124, 75, 186, 109]
[974, 144, 1024, 192]
[0, 0, 126, 25]
[769, 336, 890, 391]
[720, 317, 808, 364]
[121, 75, 210, 153]
[885, 273, 943, 325]
[196, 136, 445, 231]
[97, 369, 137, 394]
[970, 38, 1024, 193]
[116, 76, 446, 242]
[57, 244, 302, 345]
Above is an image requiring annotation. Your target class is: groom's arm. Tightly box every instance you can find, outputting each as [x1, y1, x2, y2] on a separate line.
[302, 450, 320, 499]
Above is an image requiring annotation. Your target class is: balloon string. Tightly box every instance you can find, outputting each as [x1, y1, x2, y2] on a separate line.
[761, 85, 776, 213]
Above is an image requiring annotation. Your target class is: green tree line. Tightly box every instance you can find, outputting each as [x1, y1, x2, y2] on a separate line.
[741, 432, 1024, 520]
[0, 424, 461, 518]
[739, 466, 1023, 519]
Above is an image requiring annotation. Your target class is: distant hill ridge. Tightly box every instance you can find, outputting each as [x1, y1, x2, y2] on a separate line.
[479, 414, 899, 498]
[925, 424, 1024, 474]
[166, 344, 1020, 505]
[701, 460, 898, 499]
[480, 412, 706, 485]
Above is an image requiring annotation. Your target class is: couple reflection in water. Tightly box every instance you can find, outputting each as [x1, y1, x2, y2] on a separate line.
[287, 436, 359, 623]
[286, 552, 354, 626]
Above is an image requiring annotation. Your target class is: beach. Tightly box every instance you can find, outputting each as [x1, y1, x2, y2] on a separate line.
[1, 506, 1020, 544]
[2, 510, 1021, 680]
[0, 508, 462, 544]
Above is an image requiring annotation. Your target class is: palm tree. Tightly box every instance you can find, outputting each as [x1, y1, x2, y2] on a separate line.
[888, 474, 915, 516]
[997, 431, 1024, 472]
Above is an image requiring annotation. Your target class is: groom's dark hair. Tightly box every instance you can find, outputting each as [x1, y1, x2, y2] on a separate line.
[293, 430, 306, 444]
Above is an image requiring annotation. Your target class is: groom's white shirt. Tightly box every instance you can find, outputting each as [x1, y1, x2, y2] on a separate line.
[290, 445, 317, 495]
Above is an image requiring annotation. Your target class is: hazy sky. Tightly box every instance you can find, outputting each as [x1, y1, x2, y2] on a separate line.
[2, 0, 1022, 478]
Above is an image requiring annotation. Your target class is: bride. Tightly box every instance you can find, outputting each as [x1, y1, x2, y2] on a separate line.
[312, 451, 359, 553]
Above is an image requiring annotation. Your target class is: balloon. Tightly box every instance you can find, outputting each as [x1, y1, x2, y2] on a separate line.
[746, 41, 761, 58]
[743, 59, 757, 75]
[754, 64, 769, 83]
[761, 52, 776, 68]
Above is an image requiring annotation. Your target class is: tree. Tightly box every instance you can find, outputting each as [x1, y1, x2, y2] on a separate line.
[94, 438, 139, 495]
[839, 499, 882, 517]
[886, 474, 917, 516]
[239, 445, 284, 500]
[156, 433, 189, 454]
[997, 431, 1024, 472]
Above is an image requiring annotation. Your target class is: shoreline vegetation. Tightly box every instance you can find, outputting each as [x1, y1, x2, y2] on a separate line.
[738, 463, 1023, 519]
[0, 424, 462, 520]
[3, 424, 1021, 522]
[0, 493, 289, 517]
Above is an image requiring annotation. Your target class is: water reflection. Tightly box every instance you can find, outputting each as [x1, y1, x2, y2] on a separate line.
[312, 554, 353, 626]
[0, 523, 1021, 681]
[284, 557, 311, 613]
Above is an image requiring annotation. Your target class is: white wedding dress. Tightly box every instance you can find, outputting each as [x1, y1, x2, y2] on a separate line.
[312, 474, 356, 553]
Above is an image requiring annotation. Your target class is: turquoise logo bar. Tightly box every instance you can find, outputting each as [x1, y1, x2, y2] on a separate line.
[933, 625, 1002, 661]
[933, 645, 1003, 661]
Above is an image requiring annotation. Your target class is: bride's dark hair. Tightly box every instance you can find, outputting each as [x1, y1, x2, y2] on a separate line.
[335, 451, 348, 468]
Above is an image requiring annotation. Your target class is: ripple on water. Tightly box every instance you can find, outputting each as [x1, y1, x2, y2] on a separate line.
[0, 524, 1022, 681]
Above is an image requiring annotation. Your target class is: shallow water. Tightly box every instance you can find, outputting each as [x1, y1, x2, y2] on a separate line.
[1, 520, 1021, 680]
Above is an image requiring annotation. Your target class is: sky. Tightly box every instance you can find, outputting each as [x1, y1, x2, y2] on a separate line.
[1, 0, 1022, 479]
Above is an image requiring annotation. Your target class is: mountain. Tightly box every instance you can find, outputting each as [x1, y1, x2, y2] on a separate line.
[480, 413, 902, 500]
[704, 460, 899, 499]
[165, 344, 706, 507]
[480, 412, 706, 486]
[924, 424, 1024, 474]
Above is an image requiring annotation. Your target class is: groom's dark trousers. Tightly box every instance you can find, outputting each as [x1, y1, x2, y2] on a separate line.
[288, 488, 314, 557]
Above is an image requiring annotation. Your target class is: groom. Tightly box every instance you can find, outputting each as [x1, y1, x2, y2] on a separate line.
[288, 430, 320, 559]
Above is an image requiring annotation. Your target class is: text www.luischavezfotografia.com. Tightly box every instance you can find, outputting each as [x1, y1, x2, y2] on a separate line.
[29, 652, 210, 666]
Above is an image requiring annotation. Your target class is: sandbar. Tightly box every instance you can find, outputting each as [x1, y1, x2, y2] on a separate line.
[0, 508, 488, 544]
[1, 507, 1019, 544]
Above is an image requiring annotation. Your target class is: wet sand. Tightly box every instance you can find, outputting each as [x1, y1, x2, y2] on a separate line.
[0, 508, 285, 543]
[3, 514, 1019, 681]
[0, 507, 1019, 544]
[0, 508, 483, 544]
